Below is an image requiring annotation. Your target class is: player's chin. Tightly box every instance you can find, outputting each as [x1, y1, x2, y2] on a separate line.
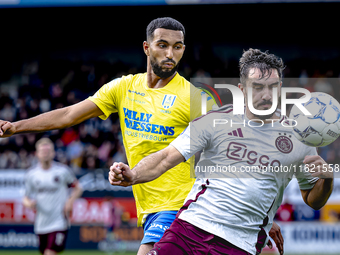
[161, 66, 175, 72]
[158, 69, 176, 79]
[252, 106, 276, 120]
[253, 113, 275, 120]
[257, 105, 272, 111]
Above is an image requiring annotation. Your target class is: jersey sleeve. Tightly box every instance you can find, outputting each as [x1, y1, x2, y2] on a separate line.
[88, 76, 127, 120]
[24, 172, 34, 197]
[171, 115, 214, 161]
[294, 146, 319, 190]
[63, 167, 77, 187]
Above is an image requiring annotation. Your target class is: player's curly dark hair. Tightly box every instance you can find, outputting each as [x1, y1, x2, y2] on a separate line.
[239, 48, 285, 84]
[146, 17, 185, 41]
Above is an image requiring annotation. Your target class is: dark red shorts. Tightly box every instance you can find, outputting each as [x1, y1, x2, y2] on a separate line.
[146, 218, 251, 255]
[38, 230, 68, 254]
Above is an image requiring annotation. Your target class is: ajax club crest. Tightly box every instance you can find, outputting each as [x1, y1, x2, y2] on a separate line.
[275, 133, 293, 154]
[162, 95, 177, 109]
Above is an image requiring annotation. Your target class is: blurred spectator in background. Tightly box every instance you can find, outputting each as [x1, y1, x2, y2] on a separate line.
[0, 57, 125, 170]
[314, 77, 334, 96]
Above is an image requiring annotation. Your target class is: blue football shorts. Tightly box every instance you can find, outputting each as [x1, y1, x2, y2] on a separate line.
[141, 211, 177, 244]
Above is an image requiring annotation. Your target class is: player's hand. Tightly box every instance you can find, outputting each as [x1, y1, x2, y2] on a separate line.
[303, 155, 333, 179]
[108, 162, 135, 187]
[27, 200, 37, 210]
[268, 221, 284, 255]
[0, 120, 16, 138]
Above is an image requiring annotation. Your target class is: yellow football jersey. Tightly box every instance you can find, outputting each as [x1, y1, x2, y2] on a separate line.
[88, 72, 215, 226]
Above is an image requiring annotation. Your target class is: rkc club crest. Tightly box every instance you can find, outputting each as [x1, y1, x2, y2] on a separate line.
[162, 94, 177, 109]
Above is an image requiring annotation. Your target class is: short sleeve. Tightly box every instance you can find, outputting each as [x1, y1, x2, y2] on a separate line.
[88, 77, 127, 120]
[171, 115, 213, 161]
[24, 172, 34, 197]
[295, 147, 319, 190]
[63, 167, 77, 187]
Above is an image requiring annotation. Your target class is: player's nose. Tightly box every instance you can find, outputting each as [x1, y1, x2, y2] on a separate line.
[165, 47, 174, 59]
[262, 87, 272, 101]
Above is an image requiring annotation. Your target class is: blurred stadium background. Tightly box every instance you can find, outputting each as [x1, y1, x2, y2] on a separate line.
[1, 0, 340, 254]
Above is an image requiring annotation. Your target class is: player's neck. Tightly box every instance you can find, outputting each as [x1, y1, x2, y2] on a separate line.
[146, 61, 177, 89]
[40, 161, 52, 170]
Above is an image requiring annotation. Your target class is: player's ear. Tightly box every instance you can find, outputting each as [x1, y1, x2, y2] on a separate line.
[238, 83, 247, 102]
[278, 81, 282, 97]
[143, 41, 150, 56]
[238, 83, 245, 93]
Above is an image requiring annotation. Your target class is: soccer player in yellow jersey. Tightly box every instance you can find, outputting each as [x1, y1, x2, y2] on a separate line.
[0, 17, 283, 254]
[87, 18, 217, 254]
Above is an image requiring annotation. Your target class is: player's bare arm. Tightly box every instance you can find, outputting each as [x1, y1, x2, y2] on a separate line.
[109, 145, 185, 187]
[64, 182, 83, 217]
[0, 99, 103, 138]
[268, 222, 284, 255]
[300, 155, 334, 210]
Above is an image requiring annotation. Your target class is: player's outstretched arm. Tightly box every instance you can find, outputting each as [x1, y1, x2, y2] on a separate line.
[0, 99, 103, 138]
[300, 155, 334, 210]
[109, 145, 185, 187]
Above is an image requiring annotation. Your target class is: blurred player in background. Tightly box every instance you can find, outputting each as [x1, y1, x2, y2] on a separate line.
[23, 138, 83, 255]
[0, 18, 282, 254]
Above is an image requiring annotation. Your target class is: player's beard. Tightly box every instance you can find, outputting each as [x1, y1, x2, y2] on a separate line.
[245, 92, 277, 120]
[252, 104, 276, 120]
[150, 55, 179, 79]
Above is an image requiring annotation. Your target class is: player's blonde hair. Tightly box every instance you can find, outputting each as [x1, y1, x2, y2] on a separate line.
[35, 137, 54, 150]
